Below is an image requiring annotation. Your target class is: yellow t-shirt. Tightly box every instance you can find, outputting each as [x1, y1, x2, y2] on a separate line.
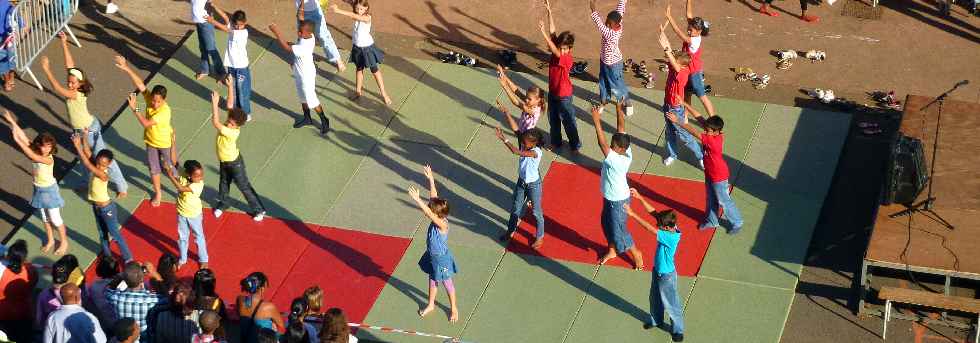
[143, 92, 174, 149]
[88, 172, 110, 203]
[216, 126, 240, 162]
[176, 175, 205, 218]
[33, 162, 56, 187]
[67, 93, 94, 130]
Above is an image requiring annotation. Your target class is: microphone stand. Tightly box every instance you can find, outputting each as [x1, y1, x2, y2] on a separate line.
[887, 82, 965, 230]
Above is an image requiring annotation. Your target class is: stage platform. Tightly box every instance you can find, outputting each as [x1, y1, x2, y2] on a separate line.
[859, 95, 980, 315]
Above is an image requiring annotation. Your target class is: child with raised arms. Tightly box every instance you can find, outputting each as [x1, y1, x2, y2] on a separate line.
[495, 64, 545, 134]
[495, 127, 546, 248]
[269, 18, 330, 134]
[330, 0, 392, 105]
[70, 131, 133, 262]
[538, 0, 581, 151]
[408, 165, 459, 323]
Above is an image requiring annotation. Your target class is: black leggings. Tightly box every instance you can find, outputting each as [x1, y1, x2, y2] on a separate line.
[764, 0, 808, 11]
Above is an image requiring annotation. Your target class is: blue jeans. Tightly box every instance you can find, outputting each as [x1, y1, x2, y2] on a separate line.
[196, 23, 224, 75]
[703, 179, 744, 232]
[601, 198, 634, 253]
[506, 179, 544, 239]
[598, 62, 630, 105]
[93, 202, 133, 261]
[650, 271, 684, 334]
[215, 156, 265, 215]
[548, 95, 581, 149]
[0, 46, 15, 74]
[301, 9, 342, 63]
[687, 71, 707, 97]
[664, 105, 704, 160]
[177, 214, 208, 263]
[228, 67, 252, 114]
[75, 119, 128, 193]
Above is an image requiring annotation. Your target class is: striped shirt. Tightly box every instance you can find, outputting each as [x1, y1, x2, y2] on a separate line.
[105, 288, 166, 342]
[591, 0, 627, 65]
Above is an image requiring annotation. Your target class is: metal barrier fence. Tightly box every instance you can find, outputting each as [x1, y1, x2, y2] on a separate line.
[6, 0, 81, 90]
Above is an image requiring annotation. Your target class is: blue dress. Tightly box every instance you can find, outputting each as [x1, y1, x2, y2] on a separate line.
[418, 222, 458, 281]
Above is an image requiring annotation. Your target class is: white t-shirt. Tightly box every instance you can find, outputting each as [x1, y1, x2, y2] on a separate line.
[191, 0, 209, 24]
[224, 29, 249, 68]
[601, 147, 633, 201]
[688, 36, 702, 54]
[352, 20, 375, 47]
[291, 37, 316, 82]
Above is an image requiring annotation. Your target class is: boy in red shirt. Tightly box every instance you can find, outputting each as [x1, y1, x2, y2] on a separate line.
[666, 111, 743, 234]
[539, 0, 581, 151]
[657, 24, 703, 168]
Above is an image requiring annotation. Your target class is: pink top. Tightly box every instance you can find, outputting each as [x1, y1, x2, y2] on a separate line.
[591, 0, 627, 65]
[192, 333, 227, 343]
[519, 106, 542, 132]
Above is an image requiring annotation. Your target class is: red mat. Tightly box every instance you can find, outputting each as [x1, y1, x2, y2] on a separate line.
[85, 200, 411, 323]
[506, 162, 717, 276]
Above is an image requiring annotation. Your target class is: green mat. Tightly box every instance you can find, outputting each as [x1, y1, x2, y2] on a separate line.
[682, 277, 794, 342]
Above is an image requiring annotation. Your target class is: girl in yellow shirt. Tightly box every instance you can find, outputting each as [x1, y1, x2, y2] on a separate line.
[70, 131, 134, 262]
[3, 110, 69, 255]
[40, 32, 129, 197]
[165, 160, 209, 269]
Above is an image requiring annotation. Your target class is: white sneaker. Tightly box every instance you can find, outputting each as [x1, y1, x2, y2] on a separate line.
[246, 114, 253, 122]
[625, 105, 635, 117]
[699, 159, 704, 169]
[663, 156, 676, 166]
[253, 211, 265, 222]
[213, 209, 223, 218]
[105, 2, 118, 14]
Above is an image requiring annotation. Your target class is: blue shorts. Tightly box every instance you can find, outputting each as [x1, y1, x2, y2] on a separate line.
[601, 198, 634, 253]
[598, 62, 629, 104]
[686, 71, 707, 97]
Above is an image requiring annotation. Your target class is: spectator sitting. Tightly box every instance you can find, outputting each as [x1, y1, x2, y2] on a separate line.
[110, 318, 138, 343]
[302, 286, 324, 340]
[86, 254, 122, 329]
[105, 262, 166, 342]
[43, 283, 107, 343]
[191, 310, 225, 343]
[319, 308, 357, 343]
[192, 268, 226, 318]
[154, 283, 200, 343]
[0, 240, 37, 343]
[37, 254, 81, 329]
[149, 253, 178, 296]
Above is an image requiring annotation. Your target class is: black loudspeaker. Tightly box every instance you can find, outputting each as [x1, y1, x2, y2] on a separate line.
[882, 135, 929, 205]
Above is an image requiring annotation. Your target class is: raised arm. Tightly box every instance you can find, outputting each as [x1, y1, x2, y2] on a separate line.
[625, 204, 659, 235]
[59, 32, 75, 69]
[630, 188, 656, 213]
[408, 185, 447, 231]
[496, 98, 521, 133]
[658, 25, 683, 72]
[422, 165, 438, 198]
[497, 75, 525, 109]
[297, 0, 306, 23]
[330, 4, 372, 22]
[267, 24, 292, 53]
[208, 5, 231, 32]
[210, 91, 226, 131]
[665, 5, 691, 44]
[615, 100, 626, 133]
[538, 21, 561, 57]
[495, 127, 539, 158]
[545, 0, 556, 33]
[686, 0, 694, 19]
[591, 104, 611, 157]
[114, 56, 147, 93]
[126, 94, 156, 129]
[39, 56, 75, 99]
[2, 111, 52, 164]
[71, 133, 108, 180]
[590, 0, 607, 32]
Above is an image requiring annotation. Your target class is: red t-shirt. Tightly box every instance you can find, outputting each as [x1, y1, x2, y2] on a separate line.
[683, 37, 704, 73]
[0, 262, 35, 320]
[664, 66, 691, 107]
[549, 53, 573, 98]
[701, 133, 729, 182]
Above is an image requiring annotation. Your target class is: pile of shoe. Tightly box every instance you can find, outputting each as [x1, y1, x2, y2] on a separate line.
[810, 88, 836, 103]
[750, 74, 770, 89]
[629, 60, 656, 89]
[498, 49, 517, 69]
[804, 50, 827, 62]
[570, 61, 589, 75]
[438, 51, 476, 66]
[870, 90, 902, 110]
[735, 67, 770, 89]
[774, 50, 798, 70]
[734, 67, 754, 82]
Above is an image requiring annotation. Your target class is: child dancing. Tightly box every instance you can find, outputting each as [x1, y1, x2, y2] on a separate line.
[408, 165, 459, 323]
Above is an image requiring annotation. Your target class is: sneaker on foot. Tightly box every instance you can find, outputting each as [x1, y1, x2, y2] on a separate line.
[253, 211, 265, 222]
[213, 209, 223, 218]
[727, 226, 742, 235]
[246, 114, 252, 122]
[672, 333, 685, 342]
[292, 117, 313, 128]
[105, 2, 118, 14]
[699, 159, 704, 170]
[663, 156, 676, 166]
